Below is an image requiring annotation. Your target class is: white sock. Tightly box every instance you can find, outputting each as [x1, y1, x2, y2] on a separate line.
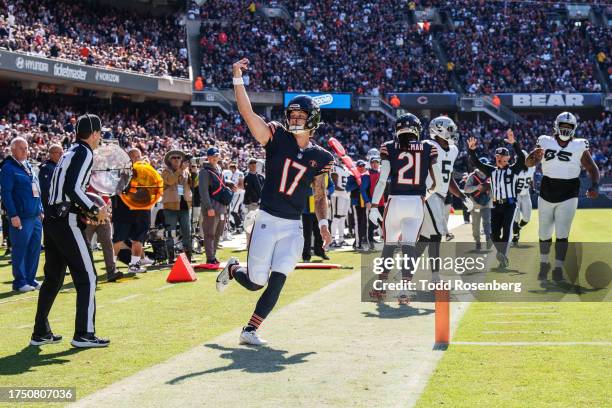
[555, 259, 564, 269]
[540, 254, 549, 263]
[113, 255, 118, 264]
[130, 256, 140, 265]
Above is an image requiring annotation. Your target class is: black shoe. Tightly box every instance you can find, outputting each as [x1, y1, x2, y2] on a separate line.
[71, 334, 110, 348]
[314, 252, 330, 260]
[302, 257, 311, 263]
[475, 242, 482, 251]
[496, 252, 509, 269]
[106, 270, 124, 282]
[30, 333, 62, 346]
[512, 235, 519, 244]
[552, 267, 565, 283]
[538, 262, 550, 281]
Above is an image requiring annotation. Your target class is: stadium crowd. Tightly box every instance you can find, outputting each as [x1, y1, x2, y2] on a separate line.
[0, 0, 188, 78]
[198, 0, 452, 93]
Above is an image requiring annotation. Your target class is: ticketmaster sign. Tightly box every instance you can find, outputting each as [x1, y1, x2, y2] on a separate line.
[0, 50, 157, 92]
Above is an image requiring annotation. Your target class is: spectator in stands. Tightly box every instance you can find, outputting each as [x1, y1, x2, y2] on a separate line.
[0, 137, 43, 292]
[162, 149, 193, 261]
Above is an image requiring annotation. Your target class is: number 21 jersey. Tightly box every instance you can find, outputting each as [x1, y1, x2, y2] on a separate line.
[380, 140, 438, 196]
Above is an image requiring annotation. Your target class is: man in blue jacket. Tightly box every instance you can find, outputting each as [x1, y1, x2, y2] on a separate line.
[0, 137, 43, 292]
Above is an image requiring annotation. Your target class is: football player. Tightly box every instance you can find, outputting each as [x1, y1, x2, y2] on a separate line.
[369, 113, 438, 304]
[330, 160, 351, 248]
[525, 112, 599, 283]
[420, 116, 469, 244]
[512, 151, 535, 245]
[216, 59, 334, 345]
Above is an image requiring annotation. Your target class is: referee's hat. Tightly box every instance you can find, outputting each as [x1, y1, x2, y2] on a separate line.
[76, 113, 110, 135]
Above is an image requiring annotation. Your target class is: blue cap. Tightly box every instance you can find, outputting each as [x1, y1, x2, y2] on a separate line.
[479, 157, 490, 165]
[207, 147, 220, 157]
[356, 160, 367, 167]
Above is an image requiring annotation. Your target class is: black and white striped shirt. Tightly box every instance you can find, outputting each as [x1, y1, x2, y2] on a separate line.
[469, 143, 525, 203]
[49, 140, 95, 211]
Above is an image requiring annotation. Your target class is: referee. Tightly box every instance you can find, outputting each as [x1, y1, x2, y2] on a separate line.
[467, 130, 525, 268]
[31, 114, 111, 348]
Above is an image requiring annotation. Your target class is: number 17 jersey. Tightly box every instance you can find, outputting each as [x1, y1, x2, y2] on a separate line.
[260, 126, 334, 220]
[380, 140, 438, 196]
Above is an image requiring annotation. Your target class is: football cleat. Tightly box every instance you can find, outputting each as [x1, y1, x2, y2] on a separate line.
[216, 257, 238, 292]
[538, 262, 550, 281]
[239, 328, 268, 346]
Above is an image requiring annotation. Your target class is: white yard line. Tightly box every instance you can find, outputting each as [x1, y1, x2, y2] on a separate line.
[111, 294, 142, 303]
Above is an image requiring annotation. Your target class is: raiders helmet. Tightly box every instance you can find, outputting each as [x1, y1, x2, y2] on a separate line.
[429, 116, 458, 144]
[554, 112, 577, 141]
[395, 113, 422, 146]
[285, 95, 321, 133]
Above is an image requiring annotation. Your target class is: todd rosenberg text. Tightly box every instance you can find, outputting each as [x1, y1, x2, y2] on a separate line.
[372, 279, 523, 293]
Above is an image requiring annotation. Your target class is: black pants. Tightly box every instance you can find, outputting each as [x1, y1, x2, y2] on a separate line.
[353, 206, 367, 247]
[491, 202, 516, 255]
[34, 215, 98, 337]
[302, 213, 324, 259]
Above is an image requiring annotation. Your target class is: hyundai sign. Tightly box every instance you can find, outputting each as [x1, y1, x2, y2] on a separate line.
[284, 92, 352, 109]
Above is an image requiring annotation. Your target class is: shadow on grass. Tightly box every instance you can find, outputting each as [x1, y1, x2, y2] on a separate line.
[0, 346, 86, 375]
[166, 343, 316, 385]
[0, 282, 76, 301]
[362, 302, 435, 319]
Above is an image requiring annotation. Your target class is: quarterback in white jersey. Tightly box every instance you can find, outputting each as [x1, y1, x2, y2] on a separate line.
[525, 112, 600, 283]
[330, 162, 351, 247]
[420, 116, 468, 241]
[512, 154, 535, 244]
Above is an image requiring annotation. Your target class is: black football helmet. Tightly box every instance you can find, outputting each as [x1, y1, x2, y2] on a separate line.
[285, 95, 321, 133]
[395, 113, 422, 146]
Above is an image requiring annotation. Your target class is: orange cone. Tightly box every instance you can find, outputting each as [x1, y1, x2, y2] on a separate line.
[435, 289, 450, 345]
[166, 253, 197, 283]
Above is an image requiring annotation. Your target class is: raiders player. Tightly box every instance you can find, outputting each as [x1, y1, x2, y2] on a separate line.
[525, 112, 599, 283]
[369, 113, 438, 304]
[330, 161, 351, 247]
[512, 151, 535, 245]
[420, 116, 469, 244]
[216, 59, 334, 346]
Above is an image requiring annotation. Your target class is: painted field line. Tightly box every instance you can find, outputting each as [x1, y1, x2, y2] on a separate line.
[112, 294, 143, 303]
[453, 341, 612, 347]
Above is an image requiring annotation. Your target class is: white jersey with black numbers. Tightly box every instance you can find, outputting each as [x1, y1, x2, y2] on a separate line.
[424, 139, 458, 196]
[332, 164, 350, 192]
[536, 135, 589, 203]
[537, 135, 588, 180]
[515, 166, 535, 196]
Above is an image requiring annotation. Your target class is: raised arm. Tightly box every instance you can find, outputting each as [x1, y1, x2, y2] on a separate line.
[467, 136, 495, 176]
[232, 59, 273, 146]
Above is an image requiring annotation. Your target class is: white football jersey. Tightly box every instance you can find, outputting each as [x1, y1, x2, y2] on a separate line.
[536, 135, 588, 180]
[424, 139, 458, 195]
[332, 164, 350, 191]
[515, 166, 535, 196]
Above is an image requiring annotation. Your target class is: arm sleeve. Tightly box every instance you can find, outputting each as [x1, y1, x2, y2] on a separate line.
[65, 148, 95, 211]
[346, 175, 357, 192]
[198, 169, 213, 211]
[510, 142, 526, 174]
[371, 160, 390, 205]
[469, 150, 494, 176]
[0, 166, 17, 217]
[360, 174, 371, 203]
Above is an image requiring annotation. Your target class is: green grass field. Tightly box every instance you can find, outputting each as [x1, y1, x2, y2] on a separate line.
[0, 209, 610, 407]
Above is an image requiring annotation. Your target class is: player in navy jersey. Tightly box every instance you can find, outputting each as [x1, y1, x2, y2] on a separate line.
[368, 113, 438, 303]
[215, 58, 334, 346]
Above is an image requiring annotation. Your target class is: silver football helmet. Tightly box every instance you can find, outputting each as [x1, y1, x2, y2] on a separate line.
[554, 112, 577, 141]
[429, 116, 458, 144]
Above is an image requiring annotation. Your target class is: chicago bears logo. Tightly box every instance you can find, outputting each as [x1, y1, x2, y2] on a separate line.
[309, 160, 318, 168]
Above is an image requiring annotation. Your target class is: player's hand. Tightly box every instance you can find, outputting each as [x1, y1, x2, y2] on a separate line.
[207, 209, 215, 217]
[532, 147, 544, 162]
[462, 197, 474, 213]
[11, 216, 22, 230]
[95, 203, 111, 224]
[505, 129, 516, 144]
[368, 207, 382, 226]
[232, 58, 249, 77]
[467, 136, 477, 150]
[320, 225, 332, 248]
[365, 202, 372, 210]
[586, 189, 599, 199]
